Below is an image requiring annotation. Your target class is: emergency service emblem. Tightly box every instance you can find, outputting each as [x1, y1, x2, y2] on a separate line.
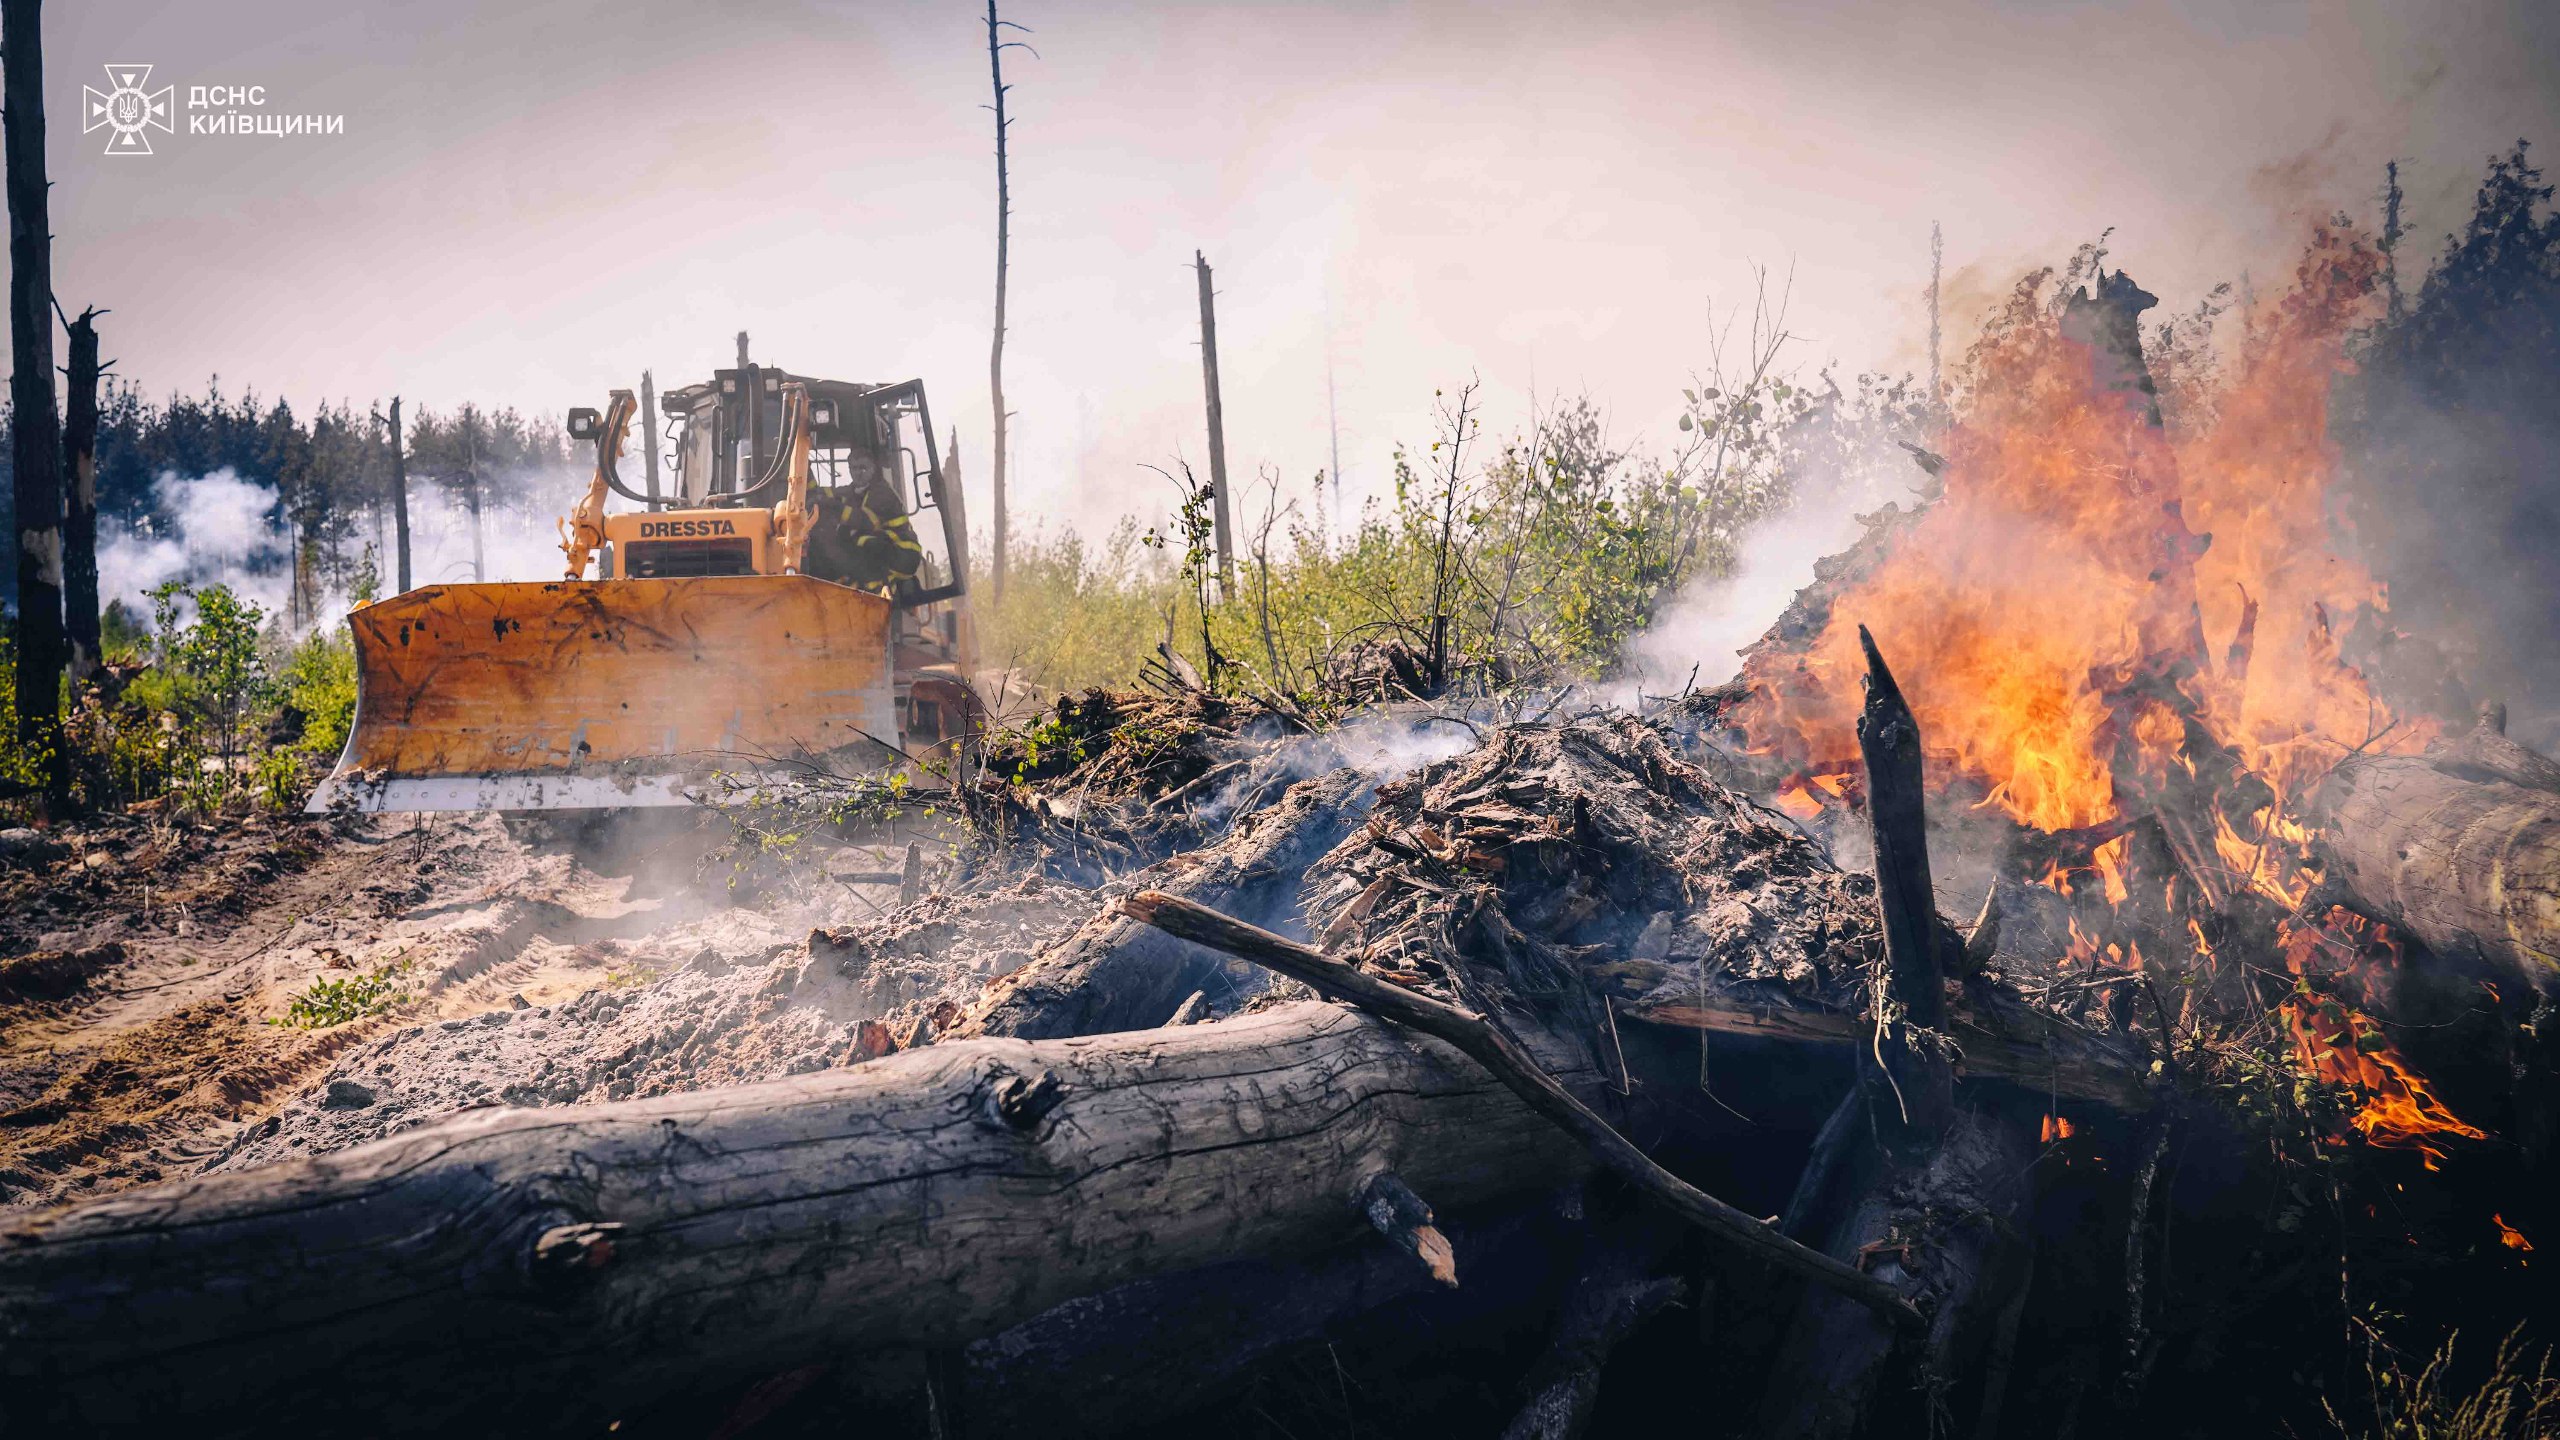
[84, 64, 173, 155]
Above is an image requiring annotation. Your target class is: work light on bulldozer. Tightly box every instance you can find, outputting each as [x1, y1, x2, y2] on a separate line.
[309, 337, 979, 813]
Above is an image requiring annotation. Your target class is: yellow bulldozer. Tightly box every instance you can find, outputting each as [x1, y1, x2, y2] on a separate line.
[309, 340, 978, 813]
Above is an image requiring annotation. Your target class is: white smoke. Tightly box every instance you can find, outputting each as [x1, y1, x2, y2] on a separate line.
[1618, 387, 1931, 696]
[98, 466, 590, 638]
[1619, 501, 1868, 692]
[401, 487, 588, 591]
[98, 469, 294, 623]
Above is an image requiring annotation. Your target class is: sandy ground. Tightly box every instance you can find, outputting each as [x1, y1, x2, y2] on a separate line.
[0, 808, 1064, 1209]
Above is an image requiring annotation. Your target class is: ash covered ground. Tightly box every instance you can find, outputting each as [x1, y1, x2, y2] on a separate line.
[0, 805, 1088, 1207]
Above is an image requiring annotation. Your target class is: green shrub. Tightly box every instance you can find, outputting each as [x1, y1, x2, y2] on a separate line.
[968, 374, 1918, 701]
[270, 960, 411, 1028]
[278, 628, 358, 759]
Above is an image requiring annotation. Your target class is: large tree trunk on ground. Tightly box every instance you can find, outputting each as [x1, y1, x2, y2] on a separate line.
[962, 767, 1371, 1038]
[5, 0, 66, 802]
[0, 1003, 1584, 1438]
[2313, 749, 2560, 998]
[955, 1206, 1566, 1436]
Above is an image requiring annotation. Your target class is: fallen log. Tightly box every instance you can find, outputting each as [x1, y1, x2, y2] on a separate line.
[1499, 1211, 1688, 1440]
[0, 1003, 1582, 1438]
[954, 1204, 1569, 1436]
[2312, 750, 2560, 997]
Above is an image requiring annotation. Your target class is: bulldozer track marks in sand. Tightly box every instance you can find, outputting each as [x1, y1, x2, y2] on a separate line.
[0, 812, 798, 1210]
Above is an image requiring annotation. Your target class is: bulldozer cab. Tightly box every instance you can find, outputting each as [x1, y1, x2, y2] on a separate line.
[566, 352, 980, 755]
[603, 364, 966, 602]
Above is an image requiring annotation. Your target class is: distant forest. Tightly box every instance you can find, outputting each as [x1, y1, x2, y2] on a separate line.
[0, 383, 572, 614]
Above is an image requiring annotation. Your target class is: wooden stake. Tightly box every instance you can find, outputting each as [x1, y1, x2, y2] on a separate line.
[638, 368, 660, 505]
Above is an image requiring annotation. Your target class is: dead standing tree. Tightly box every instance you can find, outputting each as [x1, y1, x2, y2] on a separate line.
[4, 0, 66, 801]
[984, 0, 1030, 601]
[60, 304, 104, 683]
[385, 396, 412, 594]
[1195, 250, 1236, 593]
[1757, 629, 2039, 1437]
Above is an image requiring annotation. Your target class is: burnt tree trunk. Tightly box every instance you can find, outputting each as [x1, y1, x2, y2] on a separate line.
[4, 0, 65, 801]
[387, 395, 412, 594]
[0, 1003, 1585, 1438]
[60, 305, 99, 683]
[1762, 631, 2044, 1438]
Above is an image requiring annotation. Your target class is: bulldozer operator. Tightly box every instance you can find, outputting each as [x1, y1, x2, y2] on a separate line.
[813, 471, 925, 594]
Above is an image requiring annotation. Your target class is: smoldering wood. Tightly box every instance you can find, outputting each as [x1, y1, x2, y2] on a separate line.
[1589, 959, 2149, 1109]
[2428, 704, 2560, 795]
[0, 1003, 1584, 1438]
[1855, 626, 1954, 1136]
[1761, 1103, 2039, 1439]
[2312, 749, 2560, 998]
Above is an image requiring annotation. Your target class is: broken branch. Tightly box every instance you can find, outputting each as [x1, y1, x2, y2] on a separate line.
[1118, 889, 1927, 1332]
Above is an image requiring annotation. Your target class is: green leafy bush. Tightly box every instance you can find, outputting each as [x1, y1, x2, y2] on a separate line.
[270, 961, 411, 1028]
[278, 628, 358, 760]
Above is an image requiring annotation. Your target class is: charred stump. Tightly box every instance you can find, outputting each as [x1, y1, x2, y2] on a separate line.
[1762, 631, 2044, 1438]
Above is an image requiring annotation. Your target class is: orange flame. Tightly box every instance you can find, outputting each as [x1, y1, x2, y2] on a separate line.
[2494, 1214, 2533, 1254]
[1773, 770, 1855, 821]
[2281, 909, 2486, 1169]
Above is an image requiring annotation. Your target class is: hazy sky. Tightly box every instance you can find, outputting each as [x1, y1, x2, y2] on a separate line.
[29, 0, 2560, 533]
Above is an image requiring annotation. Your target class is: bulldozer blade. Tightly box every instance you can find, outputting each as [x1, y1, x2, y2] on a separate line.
[310, 576, 900, 813]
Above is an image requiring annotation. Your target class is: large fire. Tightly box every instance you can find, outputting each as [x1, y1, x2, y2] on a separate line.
[1732, 224, 2482, 1161]
[1737, 226, 2431, 834]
